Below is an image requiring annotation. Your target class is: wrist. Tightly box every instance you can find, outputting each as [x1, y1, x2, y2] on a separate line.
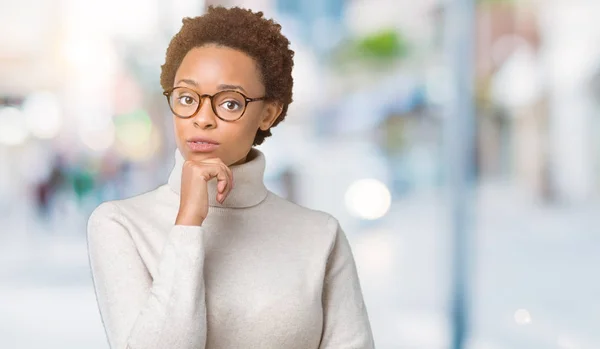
[175, 211, 204, 226]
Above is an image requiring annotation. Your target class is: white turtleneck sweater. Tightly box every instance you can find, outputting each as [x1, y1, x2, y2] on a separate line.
[86, 147, 374, 349]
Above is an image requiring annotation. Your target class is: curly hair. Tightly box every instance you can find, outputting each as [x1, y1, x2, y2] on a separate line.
[160, 6, 295, 146]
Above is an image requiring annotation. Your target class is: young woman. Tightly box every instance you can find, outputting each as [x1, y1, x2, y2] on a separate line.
[87, 6, 374, 349]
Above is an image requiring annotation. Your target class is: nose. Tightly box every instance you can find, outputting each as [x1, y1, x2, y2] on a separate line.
[191, 96, 217, 129]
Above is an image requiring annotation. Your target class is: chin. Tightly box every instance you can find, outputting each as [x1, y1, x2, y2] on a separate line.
[186, 150, 231, 164]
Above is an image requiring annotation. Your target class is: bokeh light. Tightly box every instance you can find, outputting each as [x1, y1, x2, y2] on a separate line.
[514, 309, 532, 325]
[22, 92, 63, 139]
[0, 106, 29, 146]
[79, 121, 116, 152]
[344, 178, 392, 220]
[114, 109, 158, 161]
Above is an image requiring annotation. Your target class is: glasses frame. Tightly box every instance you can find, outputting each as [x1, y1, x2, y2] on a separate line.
[163, 87, 267, 122]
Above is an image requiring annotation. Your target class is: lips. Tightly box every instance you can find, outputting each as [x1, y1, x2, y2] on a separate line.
[187, 137, 219, 145]
[186, 137, 220, 153]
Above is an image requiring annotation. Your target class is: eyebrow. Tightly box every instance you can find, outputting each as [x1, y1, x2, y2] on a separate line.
[217, 84, 248, 94]
[175, 79, 248, 94]
[175, 79, 199, 87]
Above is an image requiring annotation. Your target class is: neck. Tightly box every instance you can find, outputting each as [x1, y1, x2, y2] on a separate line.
[167, 147, 269, 209]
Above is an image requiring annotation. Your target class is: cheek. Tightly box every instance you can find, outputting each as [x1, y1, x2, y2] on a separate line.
[173, 119, 187, 144]
[226, 120, 258, 143]
[230, 111, 262, 139]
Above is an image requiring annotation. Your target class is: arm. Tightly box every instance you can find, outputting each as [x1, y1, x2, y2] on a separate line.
[86, 202, 207, 349]
[319, 217, 375, 349]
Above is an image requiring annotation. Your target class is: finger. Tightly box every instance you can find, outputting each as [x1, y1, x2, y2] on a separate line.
[197, 159, 228, 180]
[198, 159, 233, 202]
[210, 162, 233, 198]
[228, 166, 234, 189]
[197, 163, 228, 189]
[214, 166, 229, 193]
[222, 163, 234, 198]
[200, 158, 233, 189]
[213, 163, 233, 202]
[210, 165, 230, 204]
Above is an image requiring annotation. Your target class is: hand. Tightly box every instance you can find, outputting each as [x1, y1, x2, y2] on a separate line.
[175, 157, 234, 226]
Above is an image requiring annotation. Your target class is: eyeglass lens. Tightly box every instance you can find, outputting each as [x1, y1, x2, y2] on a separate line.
[169, 87, 247, 120]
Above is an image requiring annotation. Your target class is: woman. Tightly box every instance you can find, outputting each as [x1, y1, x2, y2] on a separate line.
[87, 6, 374, 349]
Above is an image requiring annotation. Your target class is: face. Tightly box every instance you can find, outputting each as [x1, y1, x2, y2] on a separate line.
[170, 44, 282, 166]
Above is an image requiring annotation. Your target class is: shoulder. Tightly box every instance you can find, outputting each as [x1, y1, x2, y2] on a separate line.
[87, 200, 121, 227]
[87, 185, 171, 231]
[115, 184, 174, 213]
[262, 191, 342, 237]
[259, 192, 347, 262]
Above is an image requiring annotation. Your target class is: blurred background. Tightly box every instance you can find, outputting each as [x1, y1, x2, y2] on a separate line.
[1, 0, 599, 348]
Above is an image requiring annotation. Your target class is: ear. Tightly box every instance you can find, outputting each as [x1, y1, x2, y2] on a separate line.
[259, 102, 284, 131]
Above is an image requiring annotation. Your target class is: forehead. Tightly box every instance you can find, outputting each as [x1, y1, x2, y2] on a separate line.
[174, 45, 263, 92]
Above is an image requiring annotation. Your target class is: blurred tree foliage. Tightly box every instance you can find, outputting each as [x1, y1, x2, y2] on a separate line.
[329, 28, 410, 71]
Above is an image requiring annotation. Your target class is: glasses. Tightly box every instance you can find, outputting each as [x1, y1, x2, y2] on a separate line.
[163, 87, 266, 122]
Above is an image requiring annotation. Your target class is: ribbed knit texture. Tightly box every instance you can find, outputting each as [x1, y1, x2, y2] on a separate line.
[86, 147, 375, 349]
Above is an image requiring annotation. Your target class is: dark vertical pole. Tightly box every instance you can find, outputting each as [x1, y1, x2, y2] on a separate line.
[444, 0, 476, 349]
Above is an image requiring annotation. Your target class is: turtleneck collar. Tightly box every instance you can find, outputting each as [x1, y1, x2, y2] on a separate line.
[167, 147, 268, 208]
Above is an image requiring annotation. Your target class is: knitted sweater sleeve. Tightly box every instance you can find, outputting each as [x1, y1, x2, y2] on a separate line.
[86, 202, 206, 349]
[319, 216, 375, 349]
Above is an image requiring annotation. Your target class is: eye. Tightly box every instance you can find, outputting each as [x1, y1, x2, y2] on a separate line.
[220, 100, 242, 111]
[177, 95, 197, 106]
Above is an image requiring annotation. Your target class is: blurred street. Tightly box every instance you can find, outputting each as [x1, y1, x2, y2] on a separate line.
[3, 0, 600, 348]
